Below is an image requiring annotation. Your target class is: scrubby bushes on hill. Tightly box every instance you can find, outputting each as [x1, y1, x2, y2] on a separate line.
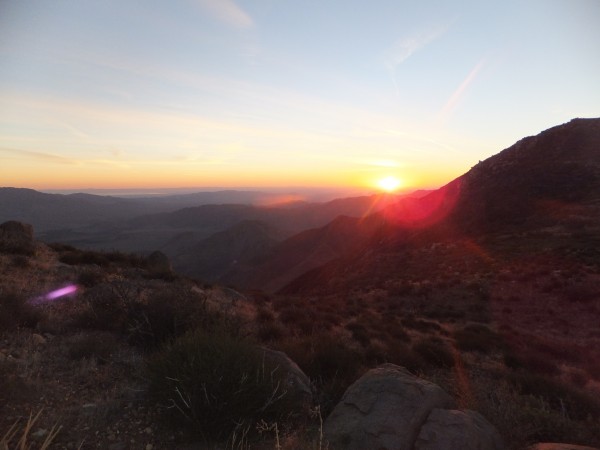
[148, 329, 302, 441]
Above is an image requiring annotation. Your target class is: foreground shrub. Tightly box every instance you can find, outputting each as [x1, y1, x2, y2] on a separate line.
[0, 291, 41, 332]
[454, 323, 503, 353]
[148, 330, 301, 442]
[506, 371, 600, 421]
[277, 334, 365, 415]
[1, 410, 61, 450]
[72, 284, 233, 350]
[129, 288, 242, 350]
[413, 336, 454, 368]
[66, 331, 119, 362]
[473, 375, 600, 449]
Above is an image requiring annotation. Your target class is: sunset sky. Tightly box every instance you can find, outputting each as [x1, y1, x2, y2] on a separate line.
[1, 0, 598, 192]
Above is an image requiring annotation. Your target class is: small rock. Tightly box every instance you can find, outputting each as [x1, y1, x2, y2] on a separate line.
[528, 445, 600, 450]
[145, 427, 152, 435]
[108, 443, 126, 450]
[31, 333, 47, 345]
[31, 428, 47, 439]
[145, 444, 153, 450]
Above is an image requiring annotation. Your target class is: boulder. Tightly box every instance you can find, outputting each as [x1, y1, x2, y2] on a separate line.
[527, 445, 600, 450]
[0, 221, 35, 255]
[415, 409, 504, 450]
[260, 347, 313, 407]
[324, 364, 454, 450]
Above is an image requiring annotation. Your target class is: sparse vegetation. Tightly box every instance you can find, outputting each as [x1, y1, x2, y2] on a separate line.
[148, 329, 301, 442]
[1, 410, 61, 450]
[0, 291, 41, 332]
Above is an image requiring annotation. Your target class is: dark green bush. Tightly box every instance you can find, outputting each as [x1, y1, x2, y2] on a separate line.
[0, 291, 41, 332]
[256, 321, 286, 342]
[383, 343, 424, 373]
[148, 330, 300, 441]
[77, 268, 106, 287]
[413, 337, 454, 368]
[67, 331, 118, 362]
[507, 371, 600, 421]
[454, 323, 503, 353]
[277, 334, 365, 414]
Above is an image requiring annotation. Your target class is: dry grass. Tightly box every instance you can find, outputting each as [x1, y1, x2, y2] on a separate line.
[0, 410, 61, 450]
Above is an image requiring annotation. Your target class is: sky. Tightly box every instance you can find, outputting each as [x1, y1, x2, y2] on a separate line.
[0, 0, 599, 193]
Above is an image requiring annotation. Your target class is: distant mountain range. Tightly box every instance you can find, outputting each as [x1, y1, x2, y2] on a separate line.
[0, 184, 428, 283]
[0, 188, 279, 232]
[2, 118, 598, 293]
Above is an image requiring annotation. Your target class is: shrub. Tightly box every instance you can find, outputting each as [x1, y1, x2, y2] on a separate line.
[563, 283, 597, 303]
[59, 250, 110, 266]
[413, 337, 454, 368]
[77, 268, 106, 287]
[474, 376, 600, 449]
[0, 291, 41, 332]
[0, 410, 61, 450]
[256, 321, 287, 342]
[383, 343, 424, 373]
[454, 324, 503, 353]
[66, 331, 119, 362]
[277, 335, 365, 414]
[401, 316, 441, 332]
[507, 371, 600, 421]
[10, 255, 30, 268]
[148, 330, 300, 441]
[345, 321, 371, 346]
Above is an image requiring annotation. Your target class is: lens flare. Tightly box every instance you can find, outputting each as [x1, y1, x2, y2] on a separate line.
[45, 284, 78, 300]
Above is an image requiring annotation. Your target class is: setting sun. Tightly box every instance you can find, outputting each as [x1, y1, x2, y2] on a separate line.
[377, 176, 402, 192]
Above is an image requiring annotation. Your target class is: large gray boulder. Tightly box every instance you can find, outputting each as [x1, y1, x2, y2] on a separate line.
[0, 221, 34, 255]
[527, 445, 600, 450]
[261, 347, 313, 407]
[324, 364, 454, 450]
[415, 409, 504, 450]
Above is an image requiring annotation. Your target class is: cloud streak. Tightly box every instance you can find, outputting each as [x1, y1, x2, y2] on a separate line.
[195, 0, 254, 29]
[0, 147, 78, 165]
[383, 23, 451, 93]
[439, 59, 486, 121]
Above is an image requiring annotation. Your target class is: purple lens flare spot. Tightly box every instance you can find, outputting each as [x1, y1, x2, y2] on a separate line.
[45, 284, 78, 300]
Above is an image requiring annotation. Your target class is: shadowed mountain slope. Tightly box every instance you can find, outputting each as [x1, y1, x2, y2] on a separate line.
[276, 118, 600, 294]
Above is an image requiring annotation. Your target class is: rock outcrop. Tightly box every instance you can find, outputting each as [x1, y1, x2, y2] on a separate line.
[527, 444, 600, 450]
[323, 364, 454, 450]
[0, 221, 35, 255]
[261, 347, 313, 407]
[415, 409, 503, 450]
[324, 364, 504, 450]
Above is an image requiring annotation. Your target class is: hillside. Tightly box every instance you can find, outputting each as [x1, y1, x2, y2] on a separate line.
[1, 119, 600, 449]
[279, 118, 600, 293]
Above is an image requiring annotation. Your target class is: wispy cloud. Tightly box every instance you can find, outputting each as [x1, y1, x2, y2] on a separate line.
[383, 23, 452, 94]
[0, 147, 78, 164]
[439, 59, 486, 121]
[195, 0, 254, 29]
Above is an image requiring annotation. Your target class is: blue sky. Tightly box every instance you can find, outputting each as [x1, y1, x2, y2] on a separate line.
[0, 0, 598, 191]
